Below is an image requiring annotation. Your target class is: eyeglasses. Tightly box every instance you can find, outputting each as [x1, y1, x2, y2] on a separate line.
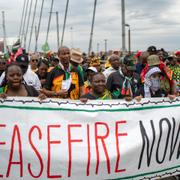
[32, 59, 38, 62]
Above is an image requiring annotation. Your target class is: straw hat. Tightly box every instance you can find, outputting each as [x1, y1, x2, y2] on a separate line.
[70, 48, 83, 64]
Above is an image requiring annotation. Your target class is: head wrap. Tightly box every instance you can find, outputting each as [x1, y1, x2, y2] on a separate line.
[144, 67, 161, 97]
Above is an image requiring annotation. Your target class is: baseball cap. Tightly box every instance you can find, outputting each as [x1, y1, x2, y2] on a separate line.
[86, 67, 98, 73]
[16, 54, 29, 65]
[147, 55, 160, 66]
[147, 46, 157, 53]
[123, 54, 136, 71]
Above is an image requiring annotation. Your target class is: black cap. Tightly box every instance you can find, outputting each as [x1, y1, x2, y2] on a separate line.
[50, 56, 59, 62]
[147, 46, 157, 53]
[167, 56, 174, 61]
[123, 54, 136, 71]
[15, 54, 29, 65]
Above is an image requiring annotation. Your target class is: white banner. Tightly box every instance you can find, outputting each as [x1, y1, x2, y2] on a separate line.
[0, 97, 180, 180]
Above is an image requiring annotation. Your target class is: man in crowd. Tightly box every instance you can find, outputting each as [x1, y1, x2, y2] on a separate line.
[43, 46, 84, 100]
[29, 53, 40, 72]
[106, 54, 141, 100]
[103, 54, 121, 80]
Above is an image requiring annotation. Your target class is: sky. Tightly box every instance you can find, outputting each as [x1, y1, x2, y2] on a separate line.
[0, 0, 180, 53]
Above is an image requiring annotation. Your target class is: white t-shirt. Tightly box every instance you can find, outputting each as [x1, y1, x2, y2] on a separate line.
[0, 68, 41, 90]
[103, 67, 118, 80]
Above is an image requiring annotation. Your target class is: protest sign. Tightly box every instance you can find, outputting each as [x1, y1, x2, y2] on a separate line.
[0, 97, 180, 179]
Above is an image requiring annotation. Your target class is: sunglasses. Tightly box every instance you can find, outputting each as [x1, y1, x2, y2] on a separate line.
[32, 59, 38, 62]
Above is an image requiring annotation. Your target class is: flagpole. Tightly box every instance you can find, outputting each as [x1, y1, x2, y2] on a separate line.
[28, 0, 38, 52]
[121, 0, 126, 53]
[45, 0, 54, 43]
[2, 11, 7, 52]
[56, 11, 60, 50]
[18, 0, 27, 39]
[34, 25, 38, 52]
[61, 0, 70, 47]
[88, 0, 97, 56]
[35, 0, 45, 52]
[70, 26, 73, 48]
[24, 0, 33, 49]
[21, 0, 30, 46]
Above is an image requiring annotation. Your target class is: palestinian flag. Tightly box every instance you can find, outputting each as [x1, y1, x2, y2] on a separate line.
[12, 39, 21, 52]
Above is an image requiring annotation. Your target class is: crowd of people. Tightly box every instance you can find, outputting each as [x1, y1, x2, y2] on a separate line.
[0, 45, 179, 101]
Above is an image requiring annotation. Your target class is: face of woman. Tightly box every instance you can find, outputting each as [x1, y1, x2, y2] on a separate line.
[38, 63, 48, 78]
[6, 65, 23, 88]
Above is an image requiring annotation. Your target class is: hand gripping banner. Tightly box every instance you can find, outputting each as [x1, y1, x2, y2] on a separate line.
[0, 97, 180, 180]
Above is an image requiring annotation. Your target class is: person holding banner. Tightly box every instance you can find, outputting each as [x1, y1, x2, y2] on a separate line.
[0, 54, 41, 91]
[106, 54, 142, 101]
[136, 66, 176, 100]
[141, 54, 176, 95]
[0, 63, 45, 99]
[80, 72, 114, 100]
[43, 46, 84, 100]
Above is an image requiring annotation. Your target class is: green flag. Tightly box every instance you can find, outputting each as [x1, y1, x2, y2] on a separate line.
[4, 52, 10, 60]
[42, 42, 50, 52]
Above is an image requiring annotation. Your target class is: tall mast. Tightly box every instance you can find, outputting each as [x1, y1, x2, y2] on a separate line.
[21, 0, 30, 45]
[88, 0, 97, 56]
[18, 0, 27, 39]
[56, 11, 60, 50]
[28, 0, 38, 51]
[121, 0, 126, 53]
[2, 11, 7, 52]
[35, 0, 45, 52]
[61, 0, 70, 46]
[45, 0, 54, 43]
[24, 0, 33, 49]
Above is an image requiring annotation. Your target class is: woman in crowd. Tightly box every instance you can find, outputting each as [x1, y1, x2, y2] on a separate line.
[80, 72, 114, 100]
[136, 66, 176, 99]
[0, 63, 45, 99]
[36, 59, 49, 87]
[141, 54, 176, 95]
[84, 67, 97, 94]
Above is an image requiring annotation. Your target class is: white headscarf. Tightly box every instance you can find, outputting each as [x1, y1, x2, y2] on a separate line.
[144, 67, 161, 98]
